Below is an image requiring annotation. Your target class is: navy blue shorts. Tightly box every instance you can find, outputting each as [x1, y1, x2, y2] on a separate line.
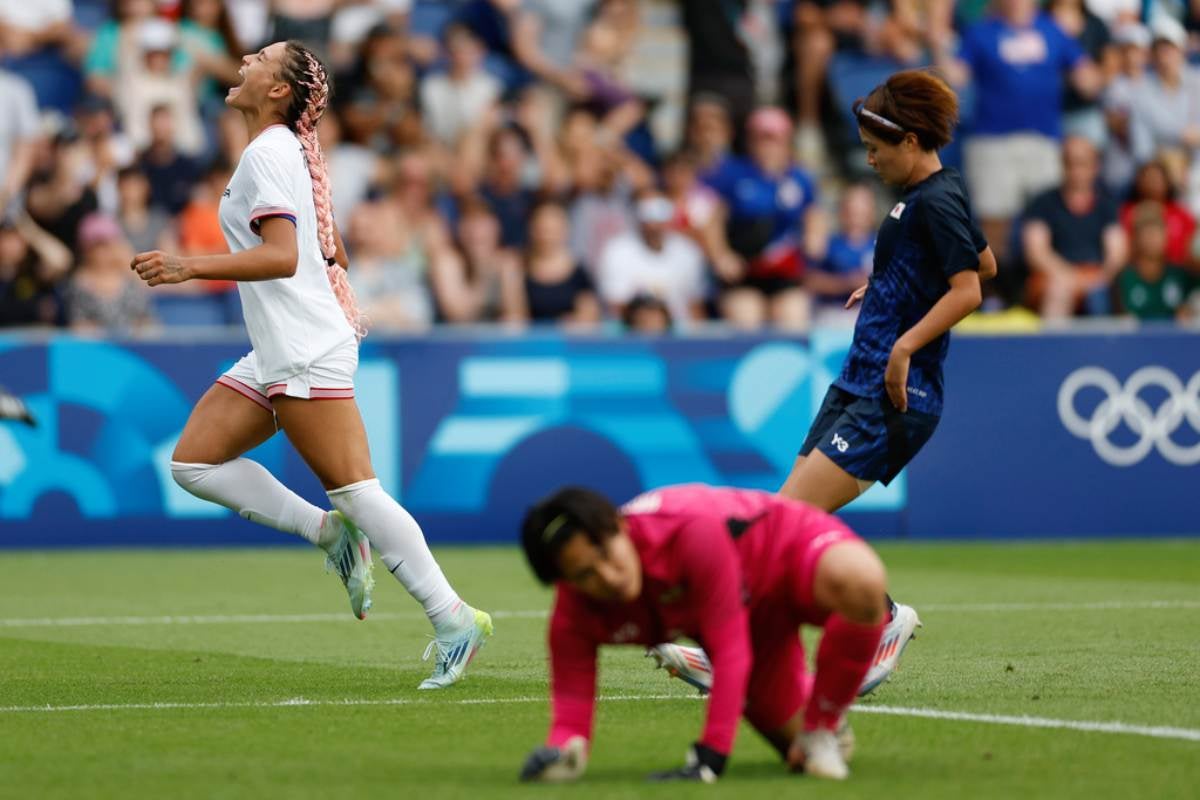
[799, 386, 940, 486]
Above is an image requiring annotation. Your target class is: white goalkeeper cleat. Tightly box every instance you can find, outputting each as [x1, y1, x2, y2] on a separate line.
[858, 601, 922, 696]
[647, 643, 712, 694]
[797, 729, 850, 780]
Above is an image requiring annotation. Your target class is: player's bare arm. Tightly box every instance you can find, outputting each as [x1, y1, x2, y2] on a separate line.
[131, 217, 299, 285]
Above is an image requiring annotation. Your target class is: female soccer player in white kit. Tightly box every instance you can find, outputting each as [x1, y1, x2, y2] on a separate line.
[130, 40, 491, 689]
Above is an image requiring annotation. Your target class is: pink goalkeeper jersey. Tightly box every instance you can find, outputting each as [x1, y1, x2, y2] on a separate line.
[545, 484, 854, 755]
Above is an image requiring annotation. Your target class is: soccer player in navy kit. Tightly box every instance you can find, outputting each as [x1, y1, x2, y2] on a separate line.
[784, 70, 997, 508]
[649, 70, 998, 699]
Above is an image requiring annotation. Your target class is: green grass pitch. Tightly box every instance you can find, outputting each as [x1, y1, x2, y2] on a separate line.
[1, 540, 1198, 799]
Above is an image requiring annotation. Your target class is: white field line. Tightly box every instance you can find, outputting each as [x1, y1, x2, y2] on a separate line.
[0, 609, 548, 628]
[1, 600, 1197, 629]
[0, 693, 1196, 743]
[852, 705, 1200, 742]
[917, 600, 1200, 612]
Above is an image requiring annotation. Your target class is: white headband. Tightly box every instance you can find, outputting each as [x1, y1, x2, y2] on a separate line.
[858, 108, 905, 133]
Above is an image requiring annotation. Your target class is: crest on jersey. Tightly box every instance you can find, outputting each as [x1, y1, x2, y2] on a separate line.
[889, 202, 906, 220]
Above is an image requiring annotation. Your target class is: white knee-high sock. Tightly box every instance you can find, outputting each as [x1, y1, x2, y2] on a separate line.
[170, 460, 327, 545]
[326, 478, 466, 631]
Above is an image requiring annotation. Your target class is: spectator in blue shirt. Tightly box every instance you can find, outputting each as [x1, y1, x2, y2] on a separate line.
[705, 107, 829, 331]
[806, 182, 876, 314]
[939, 0, 1102, 267]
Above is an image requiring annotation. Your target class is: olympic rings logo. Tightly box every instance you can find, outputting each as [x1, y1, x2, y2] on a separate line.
[1057, 366, 1200, 467]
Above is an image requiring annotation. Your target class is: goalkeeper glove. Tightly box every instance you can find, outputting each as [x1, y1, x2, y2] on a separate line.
[646, 742, 726, 783]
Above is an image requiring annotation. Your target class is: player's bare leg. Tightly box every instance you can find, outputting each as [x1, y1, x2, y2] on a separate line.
[174, 383, 277, 465]
[170, 384, 374, 618]
[778, 452, 867, 512]
[273, 396, 492, 688]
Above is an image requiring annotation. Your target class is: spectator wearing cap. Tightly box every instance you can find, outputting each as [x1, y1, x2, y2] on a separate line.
[420, 23, 503, 148]
[1128, 17, 1200, 213]
[0, 68, 39, 219]
[939, 0, 1103, 267]
[1113, 200, 1198, 321]
[597, 190, 707, 326]
[117, 18, 205, 156]
[85, 0, 165, 100]
[1103, 22, 1152, 192]
[704, 106, 827, 331]
[64, 212, 155, 334]
[1021, 135, 1127, 319]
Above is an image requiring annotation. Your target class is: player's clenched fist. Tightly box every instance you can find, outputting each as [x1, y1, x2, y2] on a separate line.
[131, 250, 191, 286]
[518, 736, 588, 782]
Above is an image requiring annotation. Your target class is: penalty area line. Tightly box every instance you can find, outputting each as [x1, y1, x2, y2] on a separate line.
[0, 695, 1196, 743]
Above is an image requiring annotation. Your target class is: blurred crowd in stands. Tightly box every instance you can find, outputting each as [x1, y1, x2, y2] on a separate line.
[2, 0, 1199, 335]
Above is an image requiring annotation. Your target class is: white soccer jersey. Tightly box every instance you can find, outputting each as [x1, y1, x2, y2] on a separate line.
[219, 125, 355, 384]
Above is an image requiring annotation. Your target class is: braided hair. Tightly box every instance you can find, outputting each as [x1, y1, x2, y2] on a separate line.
[278, 40, 367, 339]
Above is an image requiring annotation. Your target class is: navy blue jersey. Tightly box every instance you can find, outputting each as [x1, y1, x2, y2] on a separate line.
[834, 168, 986, 416]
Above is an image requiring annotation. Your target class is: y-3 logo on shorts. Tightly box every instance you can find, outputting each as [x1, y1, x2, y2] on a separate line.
[831, 433, 850, 453]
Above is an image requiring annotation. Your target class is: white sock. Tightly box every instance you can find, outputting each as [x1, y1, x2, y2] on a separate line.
[326, 478, 468, 632]
[170, 460, 326, 545]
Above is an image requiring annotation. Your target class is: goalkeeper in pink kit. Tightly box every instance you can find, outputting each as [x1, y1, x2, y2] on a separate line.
[519, 483, 889, 783]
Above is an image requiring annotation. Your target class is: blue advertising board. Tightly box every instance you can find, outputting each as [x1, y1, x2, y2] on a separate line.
[0, 328, 1196, 546]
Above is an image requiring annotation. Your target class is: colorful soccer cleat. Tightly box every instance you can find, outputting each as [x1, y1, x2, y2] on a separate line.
[858, 601, 922, 697]
[647, 644, 713, 694]
[418, 608, 494, 690]
[321, 510, 374, 620]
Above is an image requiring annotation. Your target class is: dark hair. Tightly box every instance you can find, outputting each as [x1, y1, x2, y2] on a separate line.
[521, 487, 621, 584]
[443, 21, 480, 46]
[622, 293, 672, 329]
[116, 165, 146, 182]
[1131, 159, 1177, 203]
[852, 69, 958, 151]
[663, 148, 700, 170]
